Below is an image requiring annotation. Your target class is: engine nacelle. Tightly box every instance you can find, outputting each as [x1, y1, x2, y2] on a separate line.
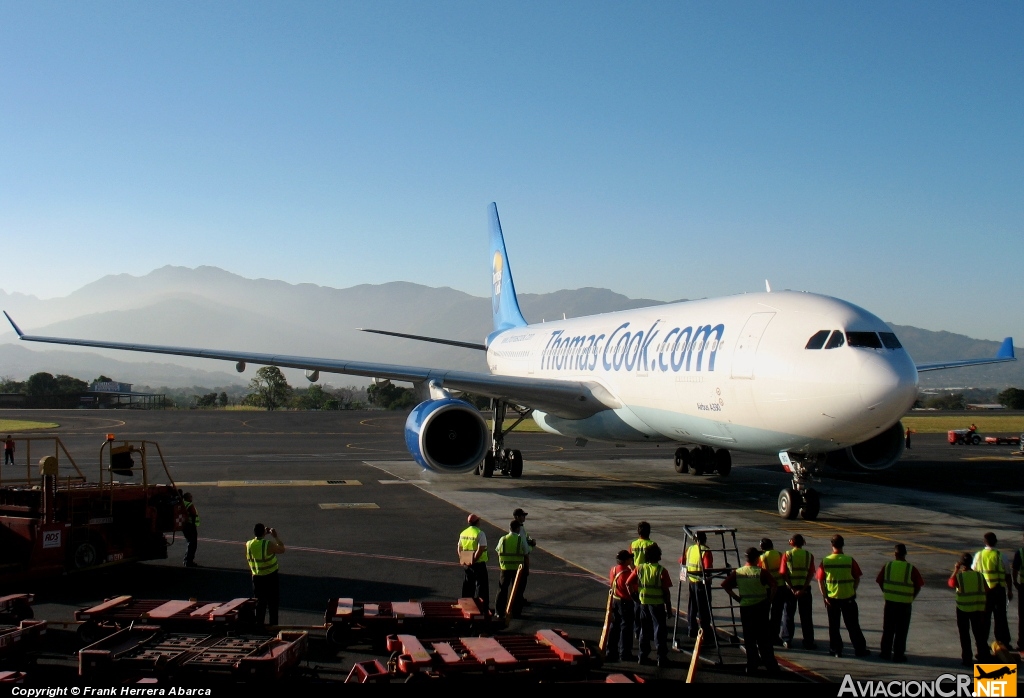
[404, 398, 488, 474]
[833, 420, 905, 472]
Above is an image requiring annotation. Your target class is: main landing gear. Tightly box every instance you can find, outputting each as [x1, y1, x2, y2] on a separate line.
[777, 454, 824, 521]
[673, 446, 732, 476]
[476, 401, 533, 479]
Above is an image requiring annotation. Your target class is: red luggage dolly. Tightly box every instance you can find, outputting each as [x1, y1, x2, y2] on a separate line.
[386, 629, 592, 678]
[79, 624, 307, 681]
[75, 596, 256, 642]
[0, 620, 46, 657]
[325, 597, 490, 647]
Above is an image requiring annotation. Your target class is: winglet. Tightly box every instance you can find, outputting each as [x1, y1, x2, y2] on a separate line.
[3, 311, 24, 337]
[996, 337, 1014, 359]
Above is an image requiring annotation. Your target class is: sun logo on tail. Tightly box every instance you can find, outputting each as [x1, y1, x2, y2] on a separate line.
[492, 251, 503, 314]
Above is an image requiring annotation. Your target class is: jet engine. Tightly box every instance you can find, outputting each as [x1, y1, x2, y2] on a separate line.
[831, 421, 906, 472]
[404, 398, 488, 474]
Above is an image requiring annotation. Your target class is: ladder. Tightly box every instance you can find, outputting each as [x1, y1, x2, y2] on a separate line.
[671, 525, 743, 665]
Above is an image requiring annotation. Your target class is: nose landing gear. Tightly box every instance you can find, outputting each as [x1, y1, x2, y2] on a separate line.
[778, 454, 824, 520]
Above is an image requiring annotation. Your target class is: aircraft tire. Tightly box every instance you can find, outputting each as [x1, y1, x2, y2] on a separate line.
[800, 489, 820, 520]
[673, 447, 690, 474]
[778, 488, 799, 519]
[482, 451, 495, 478]
[509, 450, 524, 478]
[714, 448, 732, 476]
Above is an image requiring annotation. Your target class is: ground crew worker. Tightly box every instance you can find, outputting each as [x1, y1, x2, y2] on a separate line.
[759, 538, 785, 645]
[779, 534, 816, 649]
[904, 427, 916, 449]
[3, 435, 14, 465]
[630, 522, 657, 639]
[494, 520, 525, 619]
[817, 534, 869, 658]
[606, 549, 635, 662]
[684, 531, 714, 642]
[246, 523, 285, 627]
[875, 543, 923, 662]
[458, 513, 489, 605]
[972, 531, 1013, 646]
[723, 547, 779, 675]
[626, 543, 672, 667]
[1012, 532, 1023, 651]
[950, 552, 992, 666]
[513, 508, 533, 605]
[182, 491, 199, 568]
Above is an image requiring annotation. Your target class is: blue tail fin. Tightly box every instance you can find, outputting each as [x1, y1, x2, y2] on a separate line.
[488, 203, 528, 333]
[996, 337, 1015, 359]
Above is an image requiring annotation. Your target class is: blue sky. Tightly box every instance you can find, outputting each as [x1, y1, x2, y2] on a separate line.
[1, 2, 1021, 341]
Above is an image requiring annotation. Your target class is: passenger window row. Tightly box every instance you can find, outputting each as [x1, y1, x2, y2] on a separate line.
[804, 330, 902, 350]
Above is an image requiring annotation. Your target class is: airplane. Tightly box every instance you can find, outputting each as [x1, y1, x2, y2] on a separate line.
[976, 666, 1016, 680]
[3, 203, 1016, 520]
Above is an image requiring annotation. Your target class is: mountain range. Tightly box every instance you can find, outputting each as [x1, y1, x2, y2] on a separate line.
[1, 266, 1020, 391]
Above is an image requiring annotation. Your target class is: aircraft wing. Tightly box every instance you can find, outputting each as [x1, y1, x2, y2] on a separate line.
[2, 312, 618, 420]
[915, 337, 1016, 372]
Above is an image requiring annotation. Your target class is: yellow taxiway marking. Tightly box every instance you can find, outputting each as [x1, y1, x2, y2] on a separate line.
[318, 503, 379, 510]
[378, 479, 430, 485]
[960, 456, 1024, 461]
[755, 511, 959, 555]
[175, 479, 361, 487]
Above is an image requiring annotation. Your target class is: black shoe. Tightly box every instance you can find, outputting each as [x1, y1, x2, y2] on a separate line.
[637, 655, 652, 666]
[828, 650, 843, 658]
[855, 649, 871, 658]
[621, 653, 636, 662]
[656, 658, 668, 668]
[879, 652, 891, 660]
[893, 655, 907, 663]
[803, 642, 818, 650]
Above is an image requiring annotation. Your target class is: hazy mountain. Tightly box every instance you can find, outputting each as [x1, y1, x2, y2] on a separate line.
[0, 267, 1020, 390]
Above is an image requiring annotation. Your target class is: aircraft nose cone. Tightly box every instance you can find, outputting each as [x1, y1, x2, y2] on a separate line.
[858, 352, 918, 419]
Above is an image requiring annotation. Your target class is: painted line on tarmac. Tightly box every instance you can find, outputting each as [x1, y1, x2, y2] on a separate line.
[197, 537, 600, 581]
[175, 479, 361, 487]
[378, 479, 431, 485]
[318, 503, 379, 509]
[775, 656, 831, 683]
[755, 511, 959, 555]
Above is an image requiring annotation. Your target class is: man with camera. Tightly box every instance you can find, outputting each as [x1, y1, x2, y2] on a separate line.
[246, 523, 286, 627]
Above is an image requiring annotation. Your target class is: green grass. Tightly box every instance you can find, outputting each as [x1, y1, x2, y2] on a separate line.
[902, 415, 1024, 434]
[0, 419, 60, 432]
[487, 418, 546, 433]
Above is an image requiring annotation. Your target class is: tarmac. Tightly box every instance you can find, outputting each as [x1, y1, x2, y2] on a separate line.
[1, 408, 1022, 690]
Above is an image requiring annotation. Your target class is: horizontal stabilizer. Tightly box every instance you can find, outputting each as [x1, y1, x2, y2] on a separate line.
[916, 336, 1016, 373]
[358, 328, 486, 351]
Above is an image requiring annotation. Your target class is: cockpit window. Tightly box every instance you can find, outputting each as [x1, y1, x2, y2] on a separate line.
[879, 332, 902, 349]
[847, 331, 883, 349]
[824, 331, 845, 349]
[805, 330, 830, 350]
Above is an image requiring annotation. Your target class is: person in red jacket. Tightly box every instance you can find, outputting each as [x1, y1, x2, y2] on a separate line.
[606, 549, 635, 662]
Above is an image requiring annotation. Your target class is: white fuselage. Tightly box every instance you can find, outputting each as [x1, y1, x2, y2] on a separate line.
[486, 291, 919, 456]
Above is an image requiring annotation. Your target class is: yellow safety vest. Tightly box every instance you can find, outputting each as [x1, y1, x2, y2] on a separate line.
[638, 563, 666, 605]
[760, 549, 783, 583]
[495, 533, 524, 571]
[245, 538, 279, 576]
[821, 553, 856, 600]
[786, 548, 811, 588]
[881, 560, 916, 604]
[976, 549, 1005, 588]
[956, 571, 987, 613]
[735, 565, 768, 607]
[460, 526, 488, 563]
[185, 501, 200, 527]
[632, 538, 655, 566]
[686, 544, 709, 583]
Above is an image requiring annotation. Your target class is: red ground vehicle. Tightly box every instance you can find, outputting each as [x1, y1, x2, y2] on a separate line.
[0, 436, 184, 583]
[948, 429, 1022, 446]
